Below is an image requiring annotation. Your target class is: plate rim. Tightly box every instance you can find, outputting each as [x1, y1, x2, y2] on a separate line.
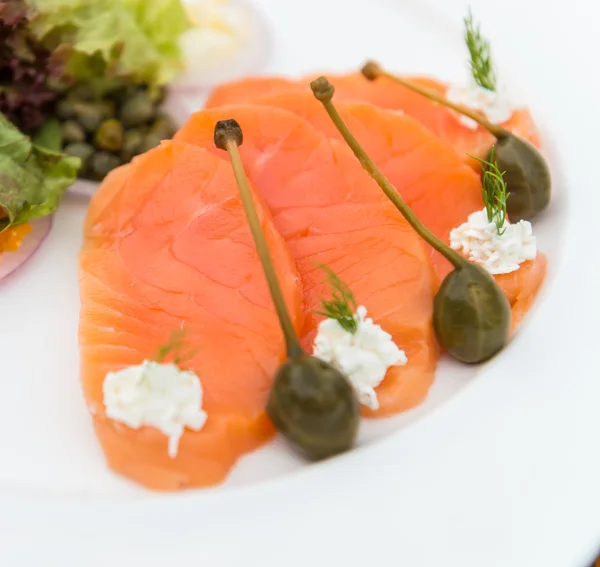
[1, 0, 599, 565]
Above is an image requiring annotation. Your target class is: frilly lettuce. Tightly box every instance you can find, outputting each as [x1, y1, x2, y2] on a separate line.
[27, 0, 192, 88]
[0, 113, 80, 230]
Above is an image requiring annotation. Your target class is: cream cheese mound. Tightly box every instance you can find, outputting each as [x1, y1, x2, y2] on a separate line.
[445, 82, 514, 129]
[313, 306, 407, 410]
[103, 360, 207, 458]
[450, 209, 537, 275]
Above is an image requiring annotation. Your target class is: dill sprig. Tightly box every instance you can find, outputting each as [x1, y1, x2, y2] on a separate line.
[464, 8, 497, 92]
[313, 262, 358, 334]
[473, 146, 510, 235]
[153, 329, 200, 366]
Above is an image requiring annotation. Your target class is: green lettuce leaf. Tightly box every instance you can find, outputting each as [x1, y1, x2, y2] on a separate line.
[32, 117, 63, 152]
[27, 0, 191, 88]
[0, 113, 80, 230]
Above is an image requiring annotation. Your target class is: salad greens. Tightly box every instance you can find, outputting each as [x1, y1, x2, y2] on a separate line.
[0, 113, 80, 230]
[27, 0, 192, 91]
[0, 0, 64, 132]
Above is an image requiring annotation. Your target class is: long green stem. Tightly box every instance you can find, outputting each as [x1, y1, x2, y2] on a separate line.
[218, 131, 304, 360]
[361, 61, 508, 140]
[311, 77, 466, 269]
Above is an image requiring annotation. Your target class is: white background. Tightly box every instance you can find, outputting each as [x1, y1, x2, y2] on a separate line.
[0, 0, 599, 565]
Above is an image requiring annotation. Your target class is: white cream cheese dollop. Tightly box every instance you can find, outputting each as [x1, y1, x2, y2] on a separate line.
[449, 209, 537, 275]
[313, 306, 407, 410]
[103, 361, 207, 458]
[445, 82, 514, 129]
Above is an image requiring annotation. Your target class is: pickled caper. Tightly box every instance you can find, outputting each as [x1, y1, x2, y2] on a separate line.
[121, 129, 144, 162]
[312, 76, 511, 364]
[88, 151, 121, 180]
[95, 119, 124, 152]
[69, 84, 95, 102]
[116, 85, 142, 105]
[214, 118, 360, 459]
[361, 61, 551, 221]
[64, 142, 94, 163]
[56, 98, 77, 120]
[152, 86, 168, 105]
[73, 102, 106, 133]
[99, 100, 117, 121]
[138, 132, 162, 154]
[149, 115, 176, 140]
[62, 120, 86, 144]
[120, 91, 155, 127]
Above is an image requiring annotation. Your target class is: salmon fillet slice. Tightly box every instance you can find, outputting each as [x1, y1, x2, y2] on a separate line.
[204, 76, 295, 108]
[496, 254, 548, 333]
[79, 141, 303, 490]
[204, 73, 540, 167]
[247, 91, 480, 278]
[232, 92, 548, 331]
[175, 105, 438, 417]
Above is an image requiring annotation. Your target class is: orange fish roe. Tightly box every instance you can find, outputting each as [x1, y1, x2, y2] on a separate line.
[0, 223, 32, 254]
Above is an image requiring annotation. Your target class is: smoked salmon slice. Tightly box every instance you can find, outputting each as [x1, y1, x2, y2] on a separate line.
[204, 73, 540, 167]
[225, 92, 548, 331]
[175, 105, 438, 417]
[496, 254, 548, 333]
[245, 90, 482, 280]
[79, 141, 303, 490]
[204, 76, 294, 108]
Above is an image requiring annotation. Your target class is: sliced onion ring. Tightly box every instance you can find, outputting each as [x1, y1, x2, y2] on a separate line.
[0, 216, 52, 283]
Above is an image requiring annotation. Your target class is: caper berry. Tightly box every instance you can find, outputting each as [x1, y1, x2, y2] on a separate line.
[311, 76, 513, 366]
[95, 119, 124, 152]
[484, 134, 551, 221]
[214, 118, 360, 461]
[88, 151, 121, 181]
[358, 62, 552, 221]
[266, 355, 360, 460]
[433, 263, 511, 363]
[61, 120, 86, 144]
[120, 91, 155, 127]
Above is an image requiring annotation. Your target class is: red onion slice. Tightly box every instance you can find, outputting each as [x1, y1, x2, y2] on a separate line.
[0, 216, 52, 283]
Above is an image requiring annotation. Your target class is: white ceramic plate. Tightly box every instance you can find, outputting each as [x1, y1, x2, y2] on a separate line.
[1, 0, 599, 565]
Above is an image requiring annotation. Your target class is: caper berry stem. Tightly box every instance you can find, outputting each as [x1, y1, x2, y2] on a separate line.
[360, 61, 508, 140]
[310, 77, 466, 269]
[214, 119, 304, 360]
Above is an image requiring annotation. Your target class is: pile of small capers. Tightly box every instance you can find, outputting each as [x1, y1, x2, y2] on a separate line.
[56, 83, 177, 181]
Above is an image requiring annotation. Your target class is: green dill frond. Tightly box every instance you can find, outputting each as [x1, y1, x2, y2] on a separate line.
[472, 146, 510, 235]
[153, 328, 200, 366]
[313, 262, 358, 334]
[464, 8, 497, 92]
